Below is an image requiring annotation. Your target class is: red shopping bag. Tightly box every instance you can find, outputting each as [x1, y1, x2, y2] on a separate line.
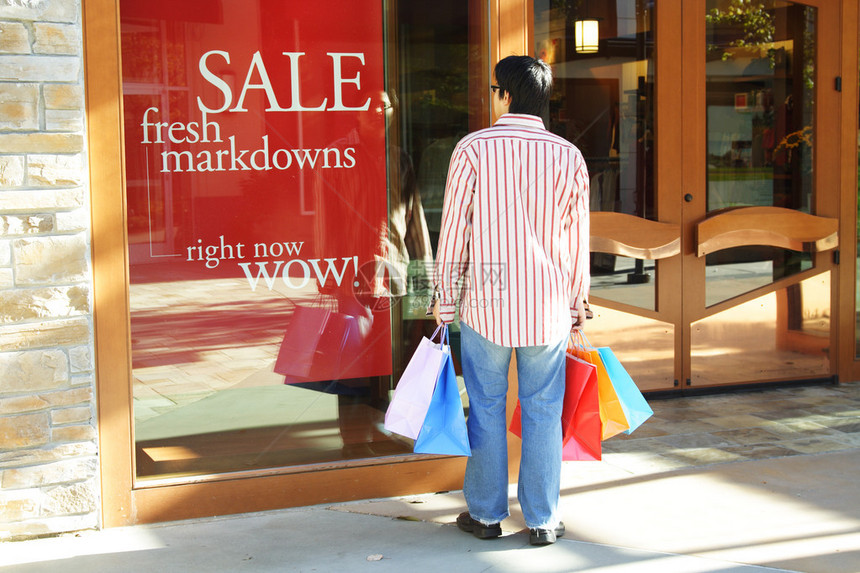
[510, 351, 601, 461]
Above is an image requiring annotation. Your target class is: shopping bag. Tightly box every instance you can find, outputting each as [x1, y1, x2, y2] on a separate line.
[383, 324, 448, 439]
[597, 347, 653, 434]
[413, 350, 471, 456]
[275, 305, 332, 379]
[276, 306, 362, 383]
[510, 351, 601, 461]
[570, 333, 630, 440]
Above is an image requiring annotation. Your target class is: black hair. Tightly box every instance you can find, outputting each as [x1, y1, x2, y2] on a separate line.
[493, 56, 552, 117]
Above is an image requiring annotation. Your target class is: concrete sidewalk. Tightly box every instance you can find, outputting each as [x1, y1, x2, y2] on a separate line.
[1, 449, 857, 573]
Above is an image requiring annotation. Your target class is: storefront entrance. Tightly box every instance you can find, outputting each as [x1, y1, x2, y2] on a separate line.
[528, 0, 841, 392]
[86, 0, 856, 526]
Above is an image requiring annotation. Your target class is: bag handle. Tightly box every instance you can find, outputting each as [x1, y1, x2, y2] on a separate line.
[429, 323, 449, 347]
[570, 329, 594, 350]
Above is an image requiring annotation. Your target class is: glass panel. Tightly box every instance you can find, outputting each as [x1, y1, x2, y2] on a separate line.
[691, 273, 831, 386]
[705, 247, 811, 307]
[705, 1, 816, 305]
[121, 0, 479, 480]
[587, 304, 674, 391]
[591, 255, 655, 311]
[534, 0, 656, 311]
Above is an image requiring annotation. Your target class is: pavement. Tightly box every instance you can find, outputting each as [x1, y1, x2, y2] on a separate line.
[1, 384, 859, 573]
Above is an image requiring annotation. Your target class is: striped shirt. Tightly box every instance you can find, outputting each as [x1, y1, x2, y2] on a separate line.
[434, 113, 590, 347]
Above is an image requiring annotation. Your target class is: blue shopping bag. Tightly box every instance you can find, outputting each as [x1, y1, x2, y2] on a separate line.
[413, 350, 471, 456]
[596, 347, 653, 434]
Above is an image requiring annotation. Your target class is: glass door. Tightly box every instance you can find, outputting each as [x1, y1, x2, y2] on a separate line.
[683, 0, 839, 388]
[532, 0, 841, 391]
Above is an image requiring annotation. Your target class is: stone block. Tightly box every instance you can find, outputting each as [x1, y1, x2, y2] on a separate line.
[43, 84, 82, 110]
[55, 209, 87, 232]
[0, 55, 80, 82]
[0, 349, 68, 393]
[27, 154, 83, 186]
[0, 156, 25, 187]
[33, 23, 79, 55]
[0, 214, 53, 236]
[0, 239, 9, 264]
[40, 481, 98, 516]
[0, 188, 84, 212]
[13, 234, 88, 284]
[45, 108, 83, 132]
[0, 133, 83, 154]
[68, 345, 91, 373]
[0, 441, 96, 468]
[1, 457, 97, 489]
[0, 268, 11, 289]
[0, 0, 79, 24]
[0, 394, 48, 415]
[0, 285, 90, 322]
[0, 412, 50, 449]
[0, 83, 38, 131]
[0, 317, 90, 352]
[69, 373, 93, 388]
[51, 423, 95, 442]
[0, 513, 98, 542]
[0, 21, 30, 54]
[51, 405, 90, 425]
[0, 488, 39, 521]
[40, 385, 92, 408]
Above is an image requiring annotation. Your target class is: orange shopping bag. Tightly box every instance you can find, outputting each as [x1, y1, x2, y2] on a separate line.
[570, 332, 630, 440]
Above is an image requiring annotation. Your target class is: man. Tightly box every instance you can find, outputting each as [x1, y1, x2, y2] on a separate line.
[432, 55, 589, 546]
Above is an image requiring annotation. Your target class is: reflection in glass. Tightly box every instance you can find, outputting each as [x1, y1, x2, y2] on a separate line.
[536, 0, 654, 222]
[123, 0, 478, 480]
[534, 0, 656, 313]
[705, 1, 816, 304]
[692, 273, 830, 386]
[389, 0, 477, 390]
[587, 304, 674, 391]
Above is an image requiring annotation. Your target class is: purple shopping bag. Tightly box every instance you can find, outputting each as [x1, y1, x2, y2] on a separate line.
[383, 325, 448, 439]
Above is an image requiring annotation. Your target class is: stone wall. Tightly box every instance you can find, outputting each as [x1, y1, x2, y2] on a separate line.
[0, 0, 98, 540]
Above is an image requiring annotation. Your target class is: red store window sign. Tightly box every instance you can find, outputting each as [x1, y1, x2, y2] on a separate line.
[121, 0, 393, 382]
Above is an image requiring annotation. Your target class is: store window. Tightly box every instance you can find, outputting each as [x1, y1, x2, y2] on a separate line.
[120, 0, 480, 481]
[533, 0, 656, 310]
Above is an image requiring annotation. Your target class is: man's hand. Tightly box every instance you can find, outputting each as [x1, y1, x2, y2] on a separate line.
[433, 299, 442, 326]
[572, 298, 587, 332]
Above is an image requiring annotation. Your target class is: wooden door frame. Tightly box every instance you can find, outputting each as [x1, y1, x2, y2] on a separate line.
[84, 0, 497, 527]
[840, 0, 860, 383]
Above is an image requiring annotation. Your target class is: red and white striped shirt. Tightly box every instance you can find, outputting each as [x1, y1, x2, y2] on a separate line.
[434, 113, 589, 347]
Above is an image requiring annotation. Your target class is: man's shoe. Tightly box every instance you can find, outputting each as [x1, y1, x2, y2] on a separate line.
[529, 521, 565, 546]
[456, 511, 502, 539]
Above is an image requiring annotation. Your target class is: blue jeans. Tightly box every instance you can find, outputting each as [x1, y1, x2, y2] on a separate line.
[460, 322, 566, 530]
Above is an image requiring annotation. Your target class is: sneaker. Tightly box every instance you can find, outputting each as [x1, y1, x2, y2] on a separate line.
[456, 511, 502, 539]
[529, 521, 565, 546]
